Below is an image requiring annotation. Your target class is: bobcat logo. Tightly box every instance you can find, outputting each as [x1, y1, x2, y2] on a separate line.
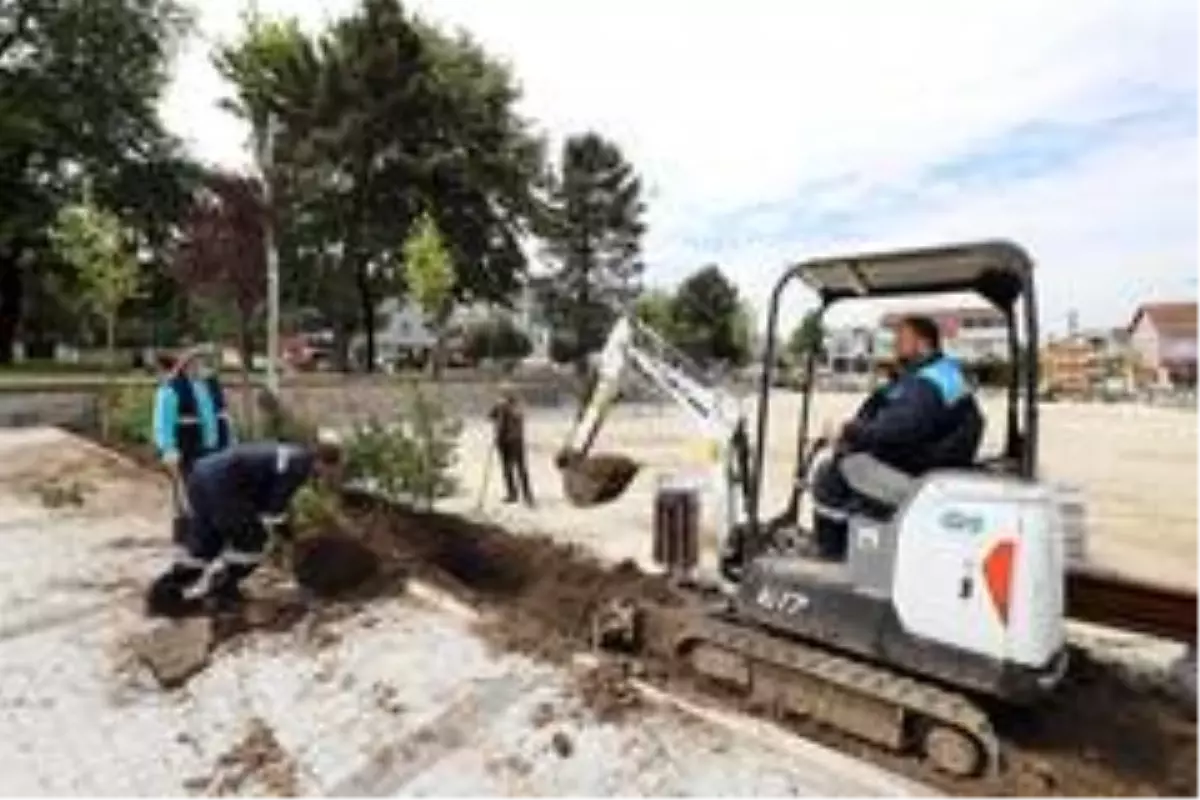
[940, 509, 985, 535]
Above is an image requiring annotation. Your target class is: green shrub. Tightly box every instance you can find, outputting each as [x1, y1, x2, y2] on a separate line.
[102, 383, 155, 446]
[344, 382, 462, 510]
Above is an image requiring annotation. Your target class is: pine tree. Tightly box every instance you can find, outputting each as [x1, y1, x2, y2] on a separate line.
[542, 132, 646, 375]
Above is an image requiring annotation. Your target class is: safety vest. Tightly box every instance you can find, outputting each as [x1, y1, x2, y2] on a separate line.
[170, 374, 232, 469]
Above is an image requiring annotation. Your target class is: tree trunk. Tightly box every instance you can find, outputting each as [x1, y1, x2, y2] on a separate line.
[102, 314, 117, 440]
[0, 253, 22, 365]
[355, 261, 375, 374]
[238, 315, 255, 431]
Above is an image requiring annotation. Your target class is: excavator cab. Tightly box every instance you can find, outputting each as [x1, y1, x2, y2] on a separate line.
[746, 239, 1042, 556]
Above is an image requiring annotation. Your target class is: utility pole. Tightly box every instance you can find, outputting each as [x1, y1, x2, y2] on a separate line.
[259, 114, 280, 394]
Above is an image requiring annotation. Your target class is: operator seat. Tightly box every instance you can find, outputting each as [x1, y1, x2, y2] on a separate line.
[842, 400, 985, 518]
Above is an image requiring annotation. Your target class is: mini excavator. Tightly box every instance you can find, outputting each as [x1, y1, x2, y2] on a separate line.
[556, 240, 1073, 776]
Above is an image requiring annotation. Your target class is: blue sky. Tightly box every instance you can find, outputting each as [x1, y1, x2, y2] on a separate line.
[162, 0, 1198, 334]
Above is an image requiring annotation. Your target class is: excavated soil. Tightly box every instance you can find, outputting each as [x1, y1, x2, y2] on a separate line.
[559, 453, 641, 506]
[298, 495, 1196, 798]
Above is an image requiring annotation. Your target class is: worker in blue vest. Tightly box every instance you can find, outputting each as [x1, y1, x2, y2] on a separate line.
[153, 343, 235, 480]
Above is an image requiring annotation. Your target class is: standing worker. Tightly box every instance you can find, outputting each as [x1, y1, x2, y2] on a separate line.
[153, 342, 235, 479]
[145, 436, 344, 617]
[153, 342, 236, 548]
[488, 385, 535, 507]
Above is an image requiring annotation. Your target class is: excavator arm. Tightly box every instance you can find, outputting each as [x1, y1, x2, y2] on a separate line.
[556, 314, 752, 557]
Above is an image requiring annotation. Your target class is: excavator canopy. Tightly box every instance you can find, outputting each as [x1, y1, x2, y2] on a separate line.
[792, 239, 1034, 310]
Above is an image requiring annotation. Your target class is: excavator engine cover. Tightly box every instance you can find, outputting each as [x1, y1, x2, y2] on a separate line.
[557, 450, 640, 506]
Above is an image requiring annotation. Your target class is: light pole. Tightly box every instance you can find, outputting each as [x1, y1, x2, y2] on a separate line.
[259, 113, 280, 394]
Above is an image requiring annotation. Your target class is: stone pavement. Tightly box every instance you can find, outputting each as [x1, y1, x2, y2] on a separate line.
[0, 428, 934, 796]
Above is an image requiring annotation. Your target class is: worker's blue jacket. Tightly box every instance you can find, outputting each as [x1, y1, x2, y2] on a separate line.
[841, 352, 980, 474]
[153, 374, 234, 470]
[186, 442, 314, 528]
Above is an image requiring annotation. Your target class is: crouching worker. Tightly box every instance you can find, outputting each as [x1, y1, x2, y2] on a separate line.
[145, 434, 344, 617]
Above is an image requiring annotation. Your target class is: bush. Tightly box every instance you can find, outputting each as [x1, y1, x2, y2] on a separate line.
[102, 383, 155, 446]
[344, 382, 462, 509]
[464, 317, 533, 365]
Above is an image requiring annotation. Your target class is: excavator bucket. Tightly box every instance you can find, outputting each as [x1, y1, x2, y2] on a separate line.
[557, 450, 641, 506]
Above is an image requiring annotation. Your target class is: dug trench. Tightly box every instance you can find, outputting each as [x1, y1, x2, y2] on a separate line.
[285, 492, 1196, 798]
[96, 437, 1194, 796]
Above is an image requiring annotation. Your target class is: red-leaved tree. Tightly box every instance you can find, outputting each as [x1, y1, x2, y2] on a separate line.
[172, 171, 267, 404]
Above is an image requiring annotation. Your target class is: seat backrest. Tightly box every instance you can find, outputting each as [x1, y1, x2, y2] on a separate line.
[925, 397, 985, 469]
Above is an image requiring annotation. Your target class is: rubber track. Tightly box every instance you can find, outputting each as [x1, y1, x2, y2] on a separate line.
[651, 604, 1001, 775]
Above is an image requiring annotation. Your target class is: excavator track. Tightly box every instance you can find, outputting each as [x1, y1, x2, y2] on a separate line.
[595, 594, 1001, 778]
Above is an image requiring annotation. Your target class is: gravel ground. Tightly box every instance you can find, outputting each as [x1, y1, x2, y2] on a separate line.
[0, 427, 932, 796]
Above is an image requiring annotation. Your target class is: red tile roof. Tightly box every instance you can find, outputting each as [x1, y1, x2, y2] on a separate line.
[1129, 302, 1197, 339]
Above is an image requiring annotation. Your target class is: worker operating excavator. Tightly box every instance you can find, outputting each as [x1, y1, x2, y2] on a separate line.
[811, 314, 984, 560]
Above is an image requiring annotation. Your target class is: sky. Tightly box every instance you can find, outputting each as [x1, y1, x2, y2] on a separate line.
[160, 0, 1198, 334]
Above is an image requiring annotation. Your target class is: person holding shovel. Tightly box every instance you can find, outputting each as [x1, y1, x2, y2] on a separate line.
[152, 342, 236, 552]
[488, 385, 535, 507]
[145, 434, 344, 617]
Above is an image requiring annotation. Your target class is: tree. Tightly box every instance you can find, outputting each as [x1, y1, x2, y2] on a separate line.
[671, 265, 750, 366]
[48, 193, 140, 371]
[463, 316, 532, 366]
[214, 0, 546, 372]
[403, 212, 457, 378]
[634, 288, 676, 339]
[0, 0, 193, 362]
[788, 309, 826, 362]
[173, 171, 267, 405]
[541, 131, 646, 376]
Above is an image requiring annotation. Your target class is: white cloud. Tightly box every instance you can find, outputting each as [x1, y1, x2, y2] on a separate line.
[160, 0, 1197, 334]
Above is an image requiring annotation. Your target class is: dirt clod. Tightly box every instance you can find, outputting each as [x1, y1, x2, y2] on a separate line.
[292, 534, 383, 597]
[550, 730, 574, 758]
[132, 617, 213, 689]
[204, 717, 299, 796]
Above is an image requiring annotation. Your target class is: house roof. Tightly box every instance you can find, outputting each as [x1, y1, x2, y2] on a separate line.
[1129, 302, 1197, 339]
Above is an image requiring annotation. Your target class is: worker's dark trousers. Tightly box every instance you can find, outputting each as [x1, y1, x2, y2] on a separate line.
[498, 441, 534, 505]
[811, 456, 853, 560]
[148, 484, 267, 615]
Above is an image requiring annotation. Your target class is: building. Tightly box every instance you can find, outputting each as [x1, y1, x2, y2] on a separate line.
[1128, 302, 1197, 388]
[821, 326, 875, 374]
[878, 307, 1008, 365]
[1040, 328, 1134, 397]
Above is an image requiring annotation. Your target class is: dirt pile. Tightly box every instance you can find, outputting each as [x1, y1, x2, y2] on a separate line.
[292, 535, 383, 598]
[316, 497, 1196, 798]
[190, 717, 300, 796]
[327, 494, 673, 662]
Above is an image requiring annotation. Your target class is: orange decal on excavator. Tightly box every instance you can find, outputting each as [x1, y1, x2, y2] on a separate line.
[983, 539, 1016, 625]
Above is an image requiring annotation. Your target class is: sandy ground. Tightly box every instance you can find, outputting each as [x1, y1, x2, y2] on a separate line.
[447, 391, 1198, 590]
[0, 427, 932, 796]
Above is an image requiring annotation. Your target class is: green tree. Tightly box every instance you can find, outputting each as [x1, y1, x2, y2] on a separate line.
[541, 131, 646, 375]
[788, 310, 826, 362]
[49, 194, 141, 373]
[403, 212, 457, 378]
[0, 0, 193, 362]
[634, 288, 677, 339]
[463, 316, 532, 366]
[671, 265, 750, 366]
[214, 0, 545, 372]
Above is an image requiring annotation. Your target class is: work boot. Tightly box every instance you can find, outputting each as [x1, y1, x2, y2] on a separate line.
[206, 564, 255, 613]
[145, 566, 204, 618]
